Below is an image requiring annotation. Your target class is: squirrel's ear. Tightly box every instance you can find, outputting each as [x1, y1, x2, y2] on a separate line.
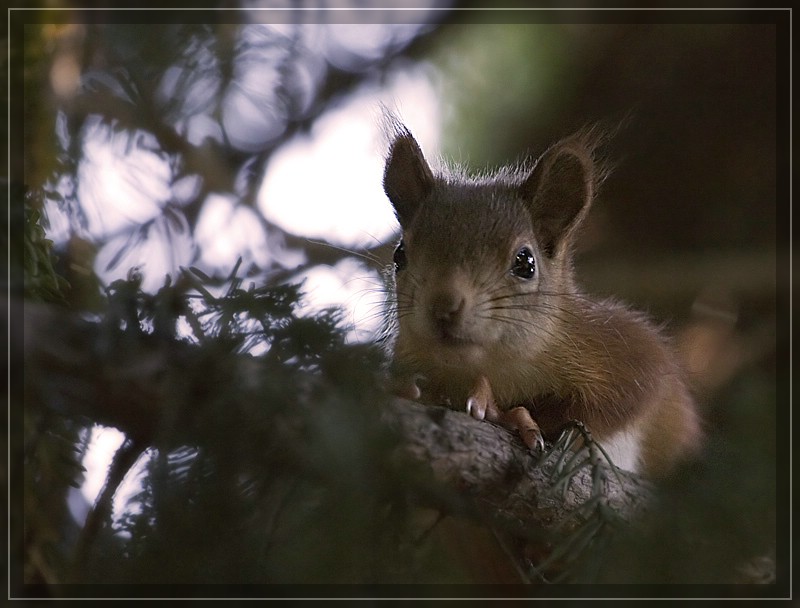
[519, 138, 596, 258]
[383, 129, 434, 227]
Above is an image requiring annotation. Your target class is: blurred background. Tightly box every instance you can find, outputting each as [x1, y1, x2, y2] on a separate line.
[13, 4, 787, 588]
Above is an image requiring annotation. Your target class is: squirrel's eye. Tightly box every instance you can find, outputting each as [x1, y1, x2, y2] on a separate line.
[511, 246, 536, 279]
[393, 239, 407, 273]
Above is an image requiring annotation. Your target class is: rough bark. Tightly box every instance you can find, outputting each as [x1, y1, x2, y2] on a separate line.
[384, 398, 648, 528]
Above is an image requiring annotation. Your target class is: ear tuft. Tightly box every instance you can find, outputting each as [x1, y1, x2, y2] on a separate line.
[520, 131, 603, 257]
[382, 124, 434, 228]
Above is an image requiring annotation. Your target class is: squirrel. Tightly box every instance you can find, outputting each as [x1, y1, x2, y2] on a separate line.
[380, 120, 702, 478]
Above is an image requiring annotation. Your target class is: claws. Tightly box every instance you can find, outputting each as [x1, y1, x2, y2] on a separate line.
[520, 425, 546, 453]
[466, 396, 485, 420]
[466, 375, 498, 421]
[466, 377, 544, 452]
[499, 406, 545, 453]
[394, 372, 546, 454]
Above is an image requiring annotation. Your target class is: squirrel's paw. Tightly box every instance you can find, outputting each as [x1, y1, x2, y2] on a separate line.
[499, 406, 545, 453]
[465, 378, 544, 450]
[466, 375, 500, 421]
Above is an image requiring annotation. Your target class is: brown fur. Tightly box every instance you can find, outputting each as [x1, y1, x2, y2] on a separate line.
[382, 123, 701, 477]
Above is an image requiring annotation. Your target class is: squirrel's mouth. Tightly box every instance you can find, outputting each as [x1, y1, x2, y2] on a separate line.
[436, 330, 475, 346]
[405, 317, 488, 365]
[431, 333, 485, 367]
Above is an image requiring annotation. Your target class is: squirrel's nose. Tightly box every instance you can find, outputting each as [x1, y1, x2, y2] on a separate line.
[431, 290, 466, 329]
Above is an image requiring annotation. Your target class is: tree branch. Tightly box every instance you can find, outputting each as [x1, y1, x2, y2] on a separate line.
[383, 398, 648, 528]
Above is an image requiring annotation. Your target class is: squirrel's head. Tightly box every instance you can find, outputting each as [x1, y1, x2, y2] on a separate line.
[382, 123, 605, 375]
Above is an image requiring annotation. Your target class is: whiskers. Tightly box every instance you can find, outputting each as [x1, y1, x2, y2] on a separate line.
[469, 282, 624, 362]
[304, 236, 387, 268]
[475, 282, 590, 328]
[387, 265, 622, 369]
[359, 265, 426, 346]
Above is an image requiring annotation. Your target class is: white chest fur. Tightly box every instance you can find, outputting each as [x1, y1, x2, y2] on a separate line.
[598, 425, 643, 474]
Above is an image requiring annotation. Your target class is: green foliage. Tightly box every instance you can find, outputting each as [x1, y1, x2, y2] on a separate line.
[21, 191, 85, 587]
[23, 191, 70, 305]
[29, 263, 458, 585]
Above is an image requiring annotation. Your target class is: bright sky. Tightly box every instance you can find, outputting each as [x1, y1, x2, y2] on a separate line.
[257, 66, 440, 248]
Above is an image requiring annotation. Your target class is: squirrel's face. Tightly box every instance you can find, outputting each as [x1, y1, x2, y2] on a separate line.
[382, 123, 599, 376]
[390, 185, 568, 370]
